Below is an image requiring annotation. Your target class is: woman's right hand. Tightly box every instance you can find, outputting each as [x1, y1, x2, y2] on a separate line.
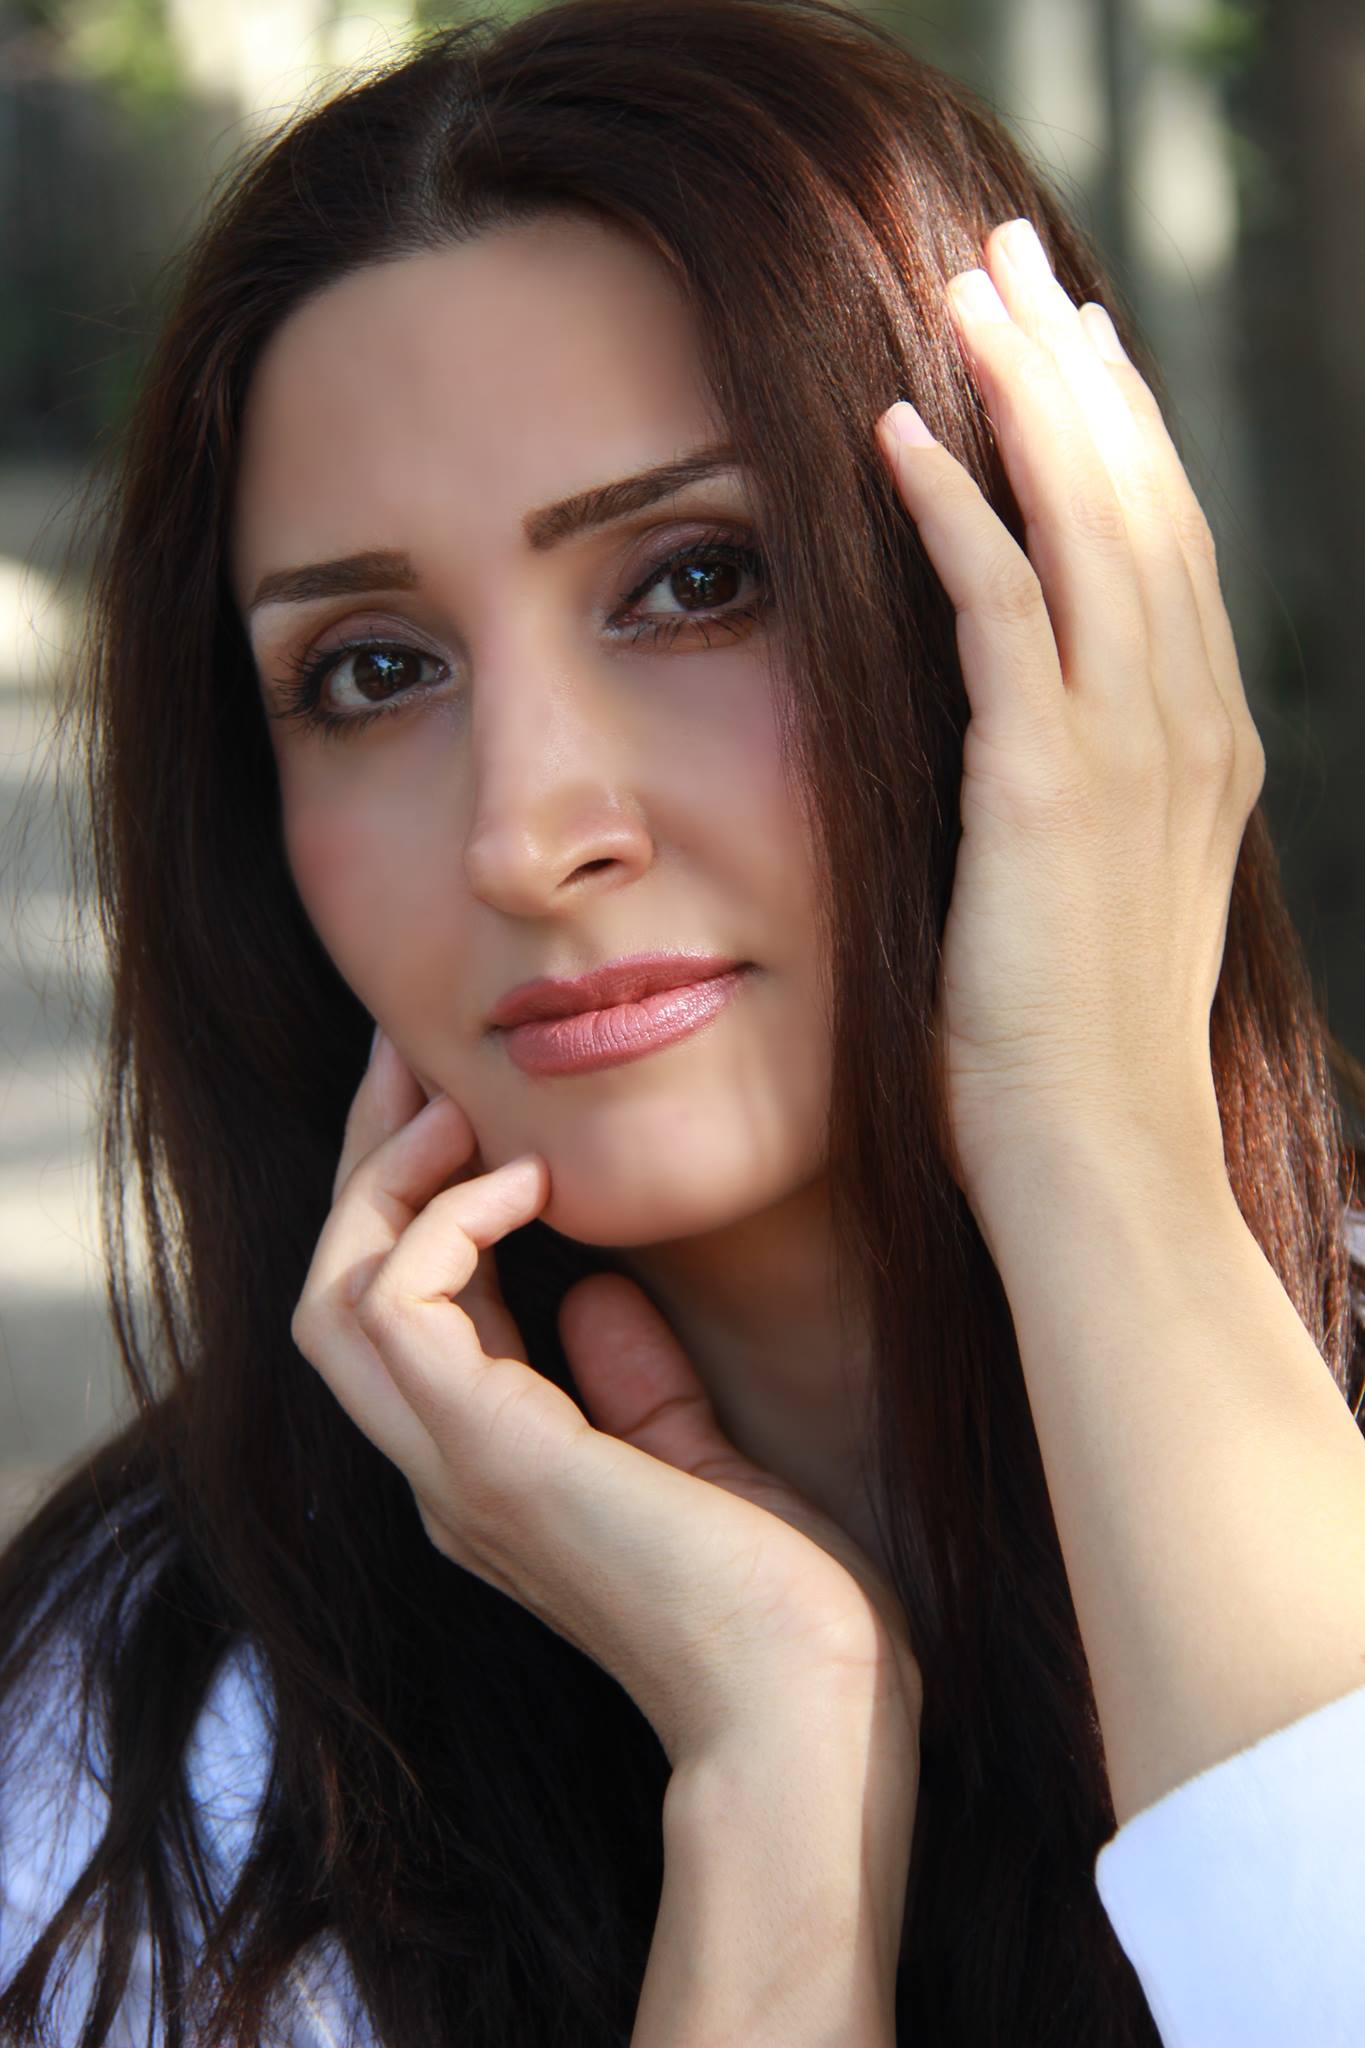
[291, 1028, 922, 1785]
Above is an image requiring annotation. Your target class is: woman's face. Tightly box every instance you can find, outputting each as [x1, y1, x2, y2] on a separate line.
[231, 213, 831, 1249]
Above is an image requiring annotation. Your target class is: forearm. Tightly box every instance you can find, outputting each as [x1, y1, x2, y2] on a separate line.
[632, 1700, 915, 2048]
[972, 1121, 1365, 1827]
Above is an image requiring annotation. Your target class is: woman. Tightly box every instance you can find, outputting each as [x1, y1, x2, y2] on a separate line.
[2, 0, 1362, 2041]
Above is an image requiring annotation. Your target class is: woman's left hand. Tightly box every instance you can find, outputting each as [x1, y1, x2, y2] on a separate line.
[876, 218, 1266, 1207]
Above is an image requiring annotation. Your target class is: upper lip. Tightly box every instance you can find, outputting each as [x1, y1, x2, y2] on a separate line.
[488, 952, 745, 1030]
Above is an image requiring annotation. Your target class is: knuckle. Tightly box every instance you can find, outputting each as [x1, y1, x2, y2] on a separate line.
[414, 1496, 462, 1564]
[428, 1183, 485, 1246]
[976, 552, 1044, 626]
[1172, 501, 1218, 569]
[1011, 347, 1059, 405]
[929, 465, 986, 524]
[1240, 721, 1268, 808]
[1122, 463, 1170, 527]
[1186, 703, 1238, 786]
[290, 1298, 322, 1360]
[354, 1279, 416, 1350]
[991, 748, 1089, 829]
[1067, 484, 1129, 550]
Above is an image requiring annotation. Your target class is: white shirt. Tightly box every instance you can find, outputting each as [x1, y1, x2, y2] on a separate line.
[1094, 1680, 1365, 2045]
[5, 1613, 1365, 2047]
[0, 1622, 370, 2048]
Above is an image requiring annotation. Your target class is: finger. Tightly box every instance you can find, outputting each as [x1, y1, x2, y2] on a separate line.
[559, 1272, 757, 1482]
[1074, 301, 1235, 690]
[1077, 300, 1266, 796]
[293, 1306, 445, 1496]
[302, 1142, 545, 1500]
[353, 1154, 562, 1462]
[297, 1094, 482, 1464]
[560, 1275, 917, 1648]
[332, 1027, 431, 1202]
[339, 1043, 539, 1379]
[942, 262, 1158, 729]
[876, 406, 1068, 751]
[330, 1089, 479, 1255]
[983, 220, 1214, 742]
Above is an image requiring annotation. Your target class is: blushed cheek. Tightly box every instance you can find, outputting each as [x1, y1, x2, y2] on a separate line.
[723, 691, 816, 894]
[281, 801, 405, 983]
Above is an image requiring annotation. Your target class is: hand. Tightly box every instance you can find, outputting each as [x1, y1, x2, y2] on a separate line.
[290, 1029, 923, 1779]
[876, 218, 1265, 1205]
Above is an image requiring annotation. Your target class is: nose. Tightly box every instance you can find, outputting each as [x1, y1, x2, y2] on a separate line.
[460, 643, 655, 919]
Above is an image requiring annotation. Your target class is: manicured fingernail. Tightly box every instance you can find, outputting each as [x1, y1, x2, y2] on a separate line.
[999, 217, 1052, 281]
[369, 1022, 383, 1064]
[1083, 302, 1128, 364]
[948, 268, 1010, 322]
[884, 400, 936, 448]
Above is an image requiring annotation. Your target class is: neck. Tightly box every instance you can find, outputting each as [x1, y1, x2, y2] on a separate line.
[605, 1174, 885, 1569]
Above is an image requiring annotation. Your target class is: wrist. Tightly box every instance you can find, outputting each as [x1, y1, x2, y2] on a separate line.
[634, 1706, 915, 2048]
[960, 1101, 1236, 1266]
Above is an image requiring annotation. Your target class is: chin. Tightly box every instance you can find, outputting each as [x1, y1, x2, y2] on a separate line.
[533, 1162, 792, 1251]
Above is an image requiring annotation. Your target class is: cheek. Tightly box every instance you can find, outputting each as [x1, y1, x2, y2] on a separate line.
[714, 690, 820, 913]
[285, 808, 376, 946]
[280, 780, 451, 980]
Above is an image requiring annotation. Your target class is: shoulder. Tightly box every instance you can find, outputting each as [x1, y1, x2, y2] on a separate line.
[0, 1550, 271, 1999]
[0, 1506, 369, 2046]
[184, 1633, 277, 1884]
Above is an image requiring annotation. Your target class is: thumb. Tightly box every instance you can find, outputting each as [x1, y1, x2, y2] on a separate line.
[560, 1276, 922, 1701]
[558, 1273, 754, 1486]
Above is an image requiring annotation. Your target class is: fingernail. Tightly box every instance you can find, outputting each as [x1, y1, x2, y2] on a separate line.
[948, 268, 1010, 322]
[999, 217, 1052, 281]
[368, 1021, 383, 1064]
[884, 400, 937, 448]
[1084, 303, 1128, 364]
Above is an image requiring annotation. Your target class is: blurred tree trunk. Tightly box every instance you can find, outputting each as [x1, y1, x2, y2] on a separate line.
[1232, 0, 1365, 1064]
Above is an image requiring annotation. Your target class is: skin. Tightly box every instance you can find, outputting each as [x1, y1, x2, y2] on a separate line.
[244, 193, 1365, 1942]
[231, 212, 883, 1566]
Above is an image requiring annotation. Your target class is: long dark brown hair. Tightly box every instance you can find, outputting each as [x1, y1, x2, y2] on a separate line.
[3, 1, 1362, 2041]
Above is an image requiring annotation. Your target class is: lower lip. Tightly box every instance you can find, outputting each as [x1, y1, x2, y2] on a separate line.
[499, 967, 752, 1077]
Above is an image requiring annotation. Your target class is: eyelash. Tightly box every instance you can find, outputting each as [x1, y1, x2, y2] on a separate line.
[268, 528, 771, 742]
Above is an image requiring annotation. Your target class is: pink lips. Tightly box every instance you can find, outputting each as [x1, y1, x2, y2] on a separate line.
[488, 952, 744, 1029]
[494, 965, 751, 1077]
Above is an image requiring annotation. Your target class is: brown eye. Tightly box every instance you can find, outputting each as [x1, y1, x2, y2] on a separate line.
[666, 557, 744, 610]
[270, 637, 453, 740]
[613, 535, 769, 648]
[345, 647, 430, 704]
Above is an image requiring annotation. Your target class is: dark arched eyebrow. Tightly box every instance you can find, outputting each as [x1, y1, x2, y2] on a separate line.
[246, 443, 742, 613]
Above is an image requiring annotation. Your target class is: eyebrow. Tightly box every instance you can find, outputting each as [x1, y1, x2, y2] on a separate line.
[247, 442, 742, 613]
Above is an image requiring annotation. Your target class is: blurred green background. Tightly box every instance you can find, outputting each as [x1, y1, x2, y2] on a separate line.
[1, 0, 1361, 1529]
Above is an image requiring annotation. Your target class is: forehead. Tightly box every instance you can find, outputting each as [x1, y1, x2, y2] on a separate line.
[230, 216, 721, 607]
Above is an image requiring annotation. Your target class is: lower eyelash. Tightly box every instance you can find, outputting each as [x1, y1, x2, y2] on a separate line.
[615, 601, 768, 653]
[269, 532, 770, 741]
[613, 538, 770, 654]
